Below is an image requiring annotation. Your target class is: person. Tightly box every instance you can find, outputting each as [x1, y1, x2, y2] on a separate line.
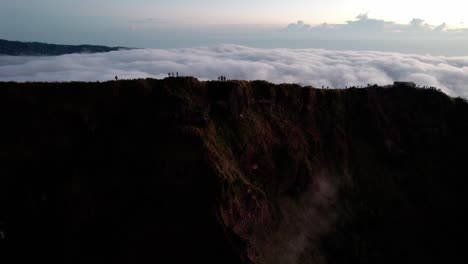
[168, 72, 171, 78]
[176, 72, 179, 77]
[115, 76, 118, 81]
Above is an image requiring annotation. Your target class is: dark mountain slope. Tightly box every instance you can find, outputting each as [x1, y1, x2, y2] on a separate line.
[0, 39, 126, 56]
[0, 78, 467, 264]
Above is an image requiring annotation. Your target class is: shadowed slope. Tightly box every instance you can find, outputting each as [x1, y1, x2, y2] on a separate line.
[0, 78, 467, 263]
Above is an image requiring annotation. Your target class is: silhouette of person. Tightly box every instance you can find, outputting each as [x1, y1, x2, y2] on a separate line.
[168, 72, 171, 78]
[176, 72, 179, 77]
[115, 76, 118, 81]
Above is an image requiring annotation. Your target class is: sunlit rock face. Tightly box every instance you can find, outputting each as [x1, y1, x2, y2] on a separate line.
[0, 78, 468, 264]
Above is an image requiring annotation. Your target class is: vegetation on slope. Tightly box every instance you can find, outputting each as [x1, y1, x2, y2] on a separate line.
[0, 78, 467, 264]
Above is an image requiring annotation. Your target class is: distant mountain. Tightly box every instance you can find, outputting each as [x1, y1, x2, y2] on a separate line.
[0, 39, 129, 56]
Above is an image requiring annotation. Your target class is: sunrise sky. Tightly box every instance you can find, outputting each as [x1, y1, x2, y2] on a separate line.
[1, 0, 466, 25]
[1, 0, 468, 55]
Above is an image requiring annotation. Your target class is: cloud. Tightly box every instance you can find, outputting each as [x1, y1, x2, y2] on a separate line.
[433, 23, 448, 32]
[1, 45, 468, 98]
[128, 17, 161, 23]
[287, 13, 468, 35]
[287, 21, 312, 31]
[344, 12, 392, 32]
[407, 18, 432, 31]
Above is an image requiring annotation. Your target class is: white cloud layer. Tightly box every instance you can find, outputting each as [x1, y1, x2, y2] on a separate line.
[1, 45, 468, 98]
[287, 13, 468, 35]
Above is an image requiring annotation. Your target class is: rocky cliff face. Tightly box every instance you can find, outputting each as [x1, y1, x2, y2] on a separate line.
[1, 78, 467, 264]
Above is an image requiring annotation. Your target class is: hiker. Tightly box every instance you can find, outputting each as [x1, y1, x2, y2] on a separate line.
[115, 76, 118, 81]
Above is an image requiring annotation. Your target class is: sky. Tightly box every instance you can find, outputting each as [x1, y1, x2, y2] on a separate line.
[2, 0, 468, 55]
[1, 0, 466, 25]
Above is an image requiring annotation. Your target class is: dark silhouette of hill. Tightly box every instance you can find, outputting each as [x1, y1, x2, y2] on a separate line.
[0, 39, 128, 56]
[0, 78, 467, 264]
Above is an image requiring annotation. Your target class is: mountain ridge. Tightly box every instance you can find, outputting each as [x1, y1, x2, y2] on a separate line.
[0, 78, 467, 264]
[0, 39, 130, 56]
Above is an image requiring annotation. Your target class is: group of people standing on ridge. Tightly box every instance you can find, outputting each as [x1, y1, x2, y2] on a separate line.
[166, 72, 227, 81]
[168, 72, 179, 78]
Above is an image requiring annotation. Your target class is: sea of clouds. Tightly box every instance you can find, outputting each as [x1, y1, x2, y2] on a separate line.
[1, 44, 468, 98]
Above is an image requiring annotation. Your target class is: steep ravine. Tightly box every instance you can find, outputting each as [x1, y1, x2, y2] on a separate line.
[0, 78, 467, 264]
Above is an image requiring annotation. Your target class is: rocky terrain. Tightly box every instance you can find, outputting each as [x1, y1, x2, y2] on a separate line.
[0, 78, 467, 264]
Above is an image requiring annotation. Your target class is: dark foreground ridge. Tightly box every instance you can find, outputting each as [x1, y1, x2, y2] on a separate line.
[0, 39, 128, 56]
[1, 78, 468, 264]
